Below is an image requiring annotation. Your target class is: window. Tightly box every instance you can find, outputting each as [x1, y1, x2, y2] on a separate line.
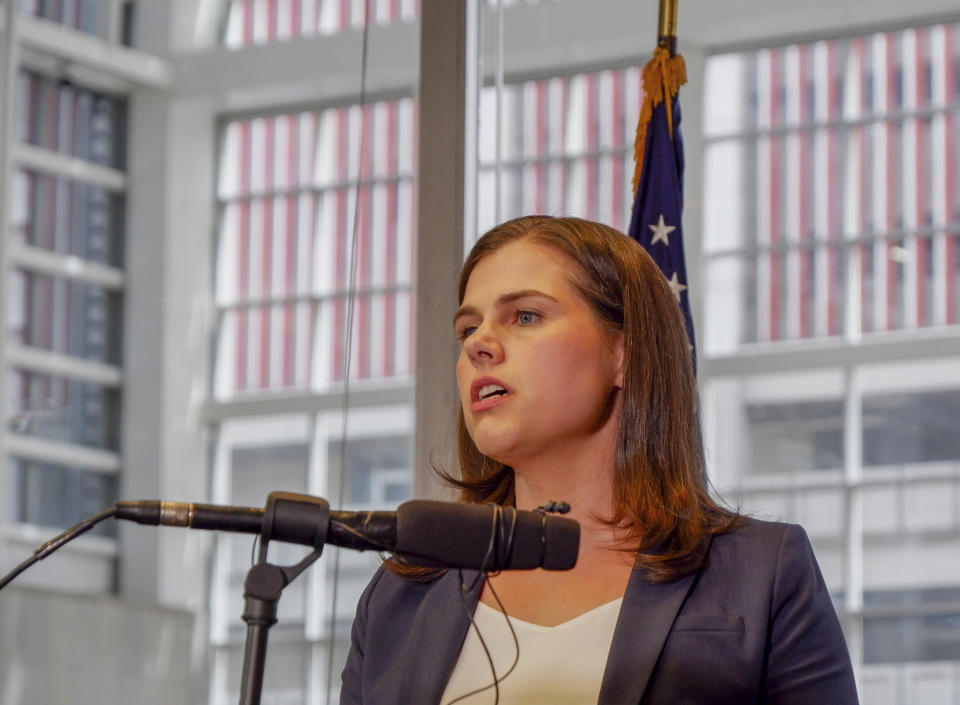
[208, 410, 412, 704]
[211, 90, 417, 705]
[3, 66, 127, 593]
[222, 0, 419, 47]
[477, 66, 644, 234]
[703, 23, 960, 702]
[703, 24, 960, 354]
[215, 100, 415, 397]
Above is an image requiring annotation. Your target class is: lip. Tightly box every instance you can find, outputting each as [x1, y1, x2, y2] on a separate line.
[470, 376, 512, 413]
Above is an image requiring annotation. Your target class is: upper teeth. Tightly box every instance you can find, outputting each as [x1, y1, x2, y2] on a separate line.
[479, 384, 506, 400]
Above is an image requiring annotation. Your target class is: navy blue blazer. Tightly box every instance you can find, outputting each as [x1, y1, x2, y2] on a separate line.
[340, 518, 859, 704]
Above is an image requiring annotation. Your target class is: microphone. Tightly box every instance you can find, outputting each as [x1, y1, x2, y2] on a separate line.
[115, 496, 579, 571]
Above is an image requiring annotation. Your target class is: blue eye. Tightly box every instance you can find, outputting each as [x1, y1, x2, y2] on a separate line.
[456, 325, 477, 340]
[516, 311, 539, 325]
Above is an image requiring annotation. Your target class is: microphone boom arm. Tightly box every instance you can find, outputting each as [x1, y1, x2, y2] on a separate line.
[239, 492, 331, 705]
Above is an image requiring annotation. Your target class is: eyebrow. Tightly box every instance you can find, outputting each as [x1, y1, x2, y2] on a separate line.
[453, 289, 558, 324]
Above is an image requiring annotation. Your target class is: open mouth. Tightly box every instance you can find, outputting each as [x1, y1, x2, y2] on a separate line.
[478, 384, 508, 401]
[471, 378, 511, 405]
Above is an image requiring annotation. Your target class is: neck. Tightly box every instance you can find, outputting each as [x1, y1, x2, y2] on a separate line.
[511, 439, 621, 549]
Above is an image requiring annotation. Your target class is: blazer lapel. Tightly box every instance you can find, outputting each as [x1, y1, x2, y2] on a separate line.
[405, 570, 484, 705]
[596, 568, 697, 705]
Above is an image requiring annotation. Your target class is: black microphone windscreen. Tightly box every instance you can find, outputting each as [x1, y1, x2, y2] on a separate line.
[394, 500, 579, 571]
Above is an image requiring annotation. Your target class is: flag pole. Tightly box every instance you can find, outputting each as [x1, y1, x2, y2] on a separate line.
[657, 0, 678, 56]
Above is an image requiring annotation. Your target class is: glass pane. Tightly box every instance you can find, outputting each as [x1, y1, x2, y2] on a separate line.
[223, 0, 419, 47]
[226, 435, 311, 635]
[12, 170, 124, 266]
[215, 102, 416, 400]
[7, 369, 120, 450]
[328, 434, 412, 510]
[14, 458, 118, 536]
[214, 290, 414, 398]
[746, 399, 845, 473]
[477, 68, 642, 236]
[219, 641, 314, 704]
[704, 245, 847, 354]
[8, 268, 122, 364]
[17, 71, 126, 170]
[20, 0, 100, 34]
[865, 614, 960, 665]
[704, 24, 960, 351]
[864, 390, 960, 467]
[864, 586, 960, 663]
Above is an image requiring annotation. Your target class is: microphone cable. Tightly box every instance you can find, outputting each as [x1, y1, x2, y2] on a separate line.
[325, 1, 374, 703]
[446, 504, 522, 705]
[0, 507, 116, 591]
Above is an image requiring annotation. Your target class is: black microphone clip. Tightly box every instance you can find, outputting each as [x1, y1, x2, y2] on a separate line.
[536, 500, 571, 515]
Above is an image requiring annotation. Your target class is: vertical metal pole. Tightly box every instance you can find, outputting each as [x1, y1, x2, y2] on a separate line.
[414, 0, 477, 499]
[0, 0, 20, 570]
[96, 0, 123, 44]
[463, 0, 479, 244]
[657, 0, 678, 54]
[494, 0, 504, 225]
[843, 365, 864, 695]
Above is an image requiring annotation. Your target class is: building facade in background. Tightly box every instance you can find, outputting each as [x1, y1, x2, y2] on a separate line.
[1, 2, 959, 705]
[702, 24, 960, 702]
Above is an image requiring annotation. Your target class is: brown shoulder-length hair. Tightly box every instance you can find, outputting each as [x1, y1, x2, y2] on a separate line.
[391, 215, 738, 583]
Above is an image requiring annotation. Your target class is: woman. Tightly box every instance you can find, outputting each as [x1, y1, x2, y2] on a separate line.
[341, 216, 858, 704]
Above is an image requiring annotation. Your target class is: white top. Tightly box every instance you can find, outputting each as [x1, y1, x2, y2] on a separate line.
[439, 598, 624, 705]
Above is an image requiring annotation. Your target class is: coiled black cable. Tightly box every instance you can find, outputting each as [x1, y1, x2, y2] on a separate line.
[446, 504, 523, 705]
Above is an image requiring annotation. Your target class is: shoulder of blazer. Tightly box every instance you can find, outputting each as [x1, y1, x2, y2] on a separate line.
[701, 516, 810, 593]
[709, 515, 796, 556]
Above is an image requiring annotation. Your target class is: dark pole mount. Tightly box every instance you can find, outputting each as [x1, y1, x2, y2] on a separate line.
[237, 492, 330, 705]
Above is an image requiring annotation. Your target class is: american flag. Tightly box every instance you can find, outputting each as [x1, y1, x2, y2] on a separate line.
[628, 47, 696, 367]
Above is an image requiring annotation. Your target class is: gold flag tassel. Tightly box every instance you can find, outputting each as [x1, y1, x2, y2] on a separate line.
[631, 47, 687, 196]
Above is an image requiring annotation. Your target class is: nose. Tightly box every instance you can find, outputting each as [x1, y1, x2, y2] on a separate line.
[463, 321, 504, 367]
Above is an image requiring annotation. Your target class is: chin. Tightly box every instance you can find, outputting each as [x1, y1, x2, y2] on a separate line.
[470, 434, 519, 466]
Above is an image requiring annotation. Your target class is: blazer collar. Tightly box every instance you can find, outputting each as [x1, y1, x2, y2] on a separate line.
[597, 568, 698, 705]
[401, 564, 698, 705]
[407, 569, 484, 705]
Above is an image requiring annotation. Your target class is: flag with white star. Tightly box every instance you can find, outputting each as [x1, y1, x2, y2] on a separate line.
[628, 47, 696, 370]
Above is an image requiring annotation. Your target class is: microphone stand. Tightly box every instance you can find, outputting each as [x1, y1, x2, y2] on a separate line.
[238, 492, 330, 705]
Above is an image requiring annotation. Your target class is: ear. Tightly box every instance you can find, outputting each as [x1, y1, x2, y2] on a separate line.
[611, 332, 625, 389]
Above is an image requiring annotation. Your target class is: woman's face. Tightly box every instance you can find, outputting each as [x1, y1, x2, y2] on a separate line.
[454, 239, 624, 467]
